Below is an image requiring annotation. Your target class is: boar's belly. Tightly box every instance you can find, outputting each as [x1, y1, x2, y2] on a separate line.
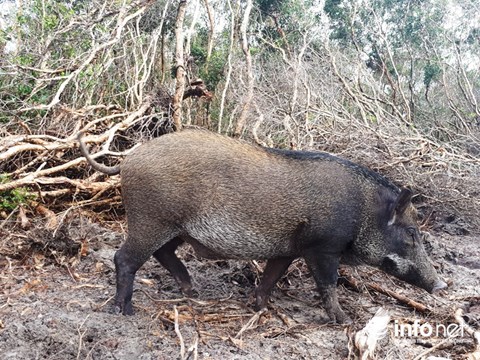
[183, 216, 294, 260]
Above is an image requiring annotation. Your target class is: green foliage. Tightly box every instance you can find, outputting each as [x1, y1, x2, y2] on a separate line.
[16, 83, 33, 97]
[424, 62, 442, 87]
[191, 37, 207, 63]
[15, 54, 35, 66]
[0, 176, 36, 212]
[201, 52, 227, 92]
[190, 29, 227, 91]
[255, 0, 321, 53]
[324, 0, 349, 42]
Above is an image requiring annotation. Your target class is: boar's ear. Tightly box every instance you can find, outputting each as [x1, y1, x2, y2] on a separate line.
[388, 188, 413, 225]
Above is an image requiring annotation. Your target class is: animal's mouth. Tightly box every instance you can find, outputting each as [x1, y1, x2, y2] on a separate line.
[430, 279, 448, 293]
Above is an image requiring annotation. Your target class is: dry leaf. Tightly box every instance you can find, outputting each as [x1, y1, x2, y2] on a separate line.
[139, 278, 155, 286]
[354, 307, 391, 360]
[18, 206, 30, 229]
[34, 203, 58, 230]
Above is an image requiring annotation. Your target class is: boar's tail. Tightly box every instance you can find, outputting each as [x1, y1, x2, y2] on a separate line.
[77, 132, 121, 176]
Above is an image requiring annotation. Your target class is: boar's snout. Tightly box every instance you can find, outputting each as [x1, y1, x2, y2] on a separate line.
[381, 253, 446, 294]
[430, 279, 448, 293]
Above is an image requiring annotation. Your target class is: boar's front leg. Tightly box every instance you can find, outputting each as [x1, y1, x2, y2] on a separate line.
[153, 237, 193, 297]
[304, 251, 352, 324]
[254, 257, 294, 311]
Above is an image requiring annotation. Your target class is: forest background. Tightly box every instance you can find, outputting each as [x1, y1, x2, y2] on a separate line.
[0, 0, 479, 232]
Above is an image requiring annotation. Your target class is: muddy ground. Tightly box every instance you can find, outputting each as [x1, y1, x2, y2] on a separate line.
[0, 215, 479, 360]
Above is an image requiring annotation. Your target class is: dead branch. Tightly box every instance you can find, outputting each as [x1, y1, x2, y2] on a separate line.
[18, 3, 151, 113]
[455, 308, 480, 356]
[173, 305, 199, 360]
[367, 283, 430, 313]
[0, 95, 154, 221]
[339, 268, 430, 313]
[234, 308, 267, 339]
[174, 305, 186, 359]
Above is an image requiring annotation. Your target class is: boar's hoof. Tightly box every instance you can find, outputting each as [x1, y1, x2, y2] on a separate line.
[327, 309, 352, 325]
[113, 301, 134, 316]
[339, 315, 353, 325]
[253, 301, 267, 312]
[181, 284, 195, 298]
[253, 292, 269, 312]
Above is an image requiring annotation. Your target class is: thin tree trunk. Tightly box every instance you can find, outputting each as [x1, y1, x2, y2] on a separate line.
[218, 0, 235, 133]
[203, 0, 215, 61]
[172, 0, 188, 131]
[161, 32, 166, 83]
[234, 0, 253, 137]
[184, 0, 200, 65]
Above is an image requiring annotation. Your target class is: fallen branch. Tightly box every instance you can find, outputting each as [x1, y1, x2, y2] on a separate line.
[0, 97, 154, 220]
[455, 308, 480, 358]
[173, 305, 199, 360]
[234, 308, 267, 339]
[339, 268, 430, 313]
[174, 305, 186, 359]
[366, 283, 430, 313]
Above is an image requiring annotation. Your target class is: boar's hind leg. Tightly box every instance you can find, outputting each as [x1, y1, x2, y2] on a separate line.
[254, 257, 293, 311]
[303, 252, 352, 324]
[153, 237, 193, 297]
[113, 241, 152, 316]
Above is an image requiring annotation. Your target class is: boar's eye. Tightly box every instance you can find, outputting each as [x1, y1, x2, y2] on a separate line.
[406, 227, 417, 244]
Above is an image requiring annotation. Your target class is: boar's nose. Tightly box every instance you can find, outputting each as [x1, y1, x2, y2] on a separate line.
[431, 280, 448, 293]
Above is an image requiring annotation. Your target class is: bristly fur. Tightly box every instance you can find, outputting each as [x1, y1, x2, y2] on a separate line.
[264, 147, 399, 194]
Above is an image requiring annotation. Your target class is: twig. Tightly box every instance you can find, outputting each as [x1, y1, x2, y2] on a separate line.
[138, 288, 236, 306]
[174, 305, 186, 359]
[366, 283, 430, 313]
[412, 322, 464, 360]
[0, 206, 19, 229]
[173, 305, 198, 360]
[76, 314, 90, 360]
[412, 336, 457, 360]
[185, 336, 199, 360]
[339, 268, 430, 313]
[234, 308, 267, 339]
[454, 308, 480, 353]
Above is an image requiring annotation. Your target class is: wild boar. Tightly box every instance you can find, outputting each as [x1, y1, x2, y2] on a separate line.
[78, 129, 447, 323]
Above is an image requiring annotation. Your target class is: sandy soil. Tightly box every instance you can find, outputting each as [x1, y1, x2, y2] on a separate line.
[0, 217, 479, 360]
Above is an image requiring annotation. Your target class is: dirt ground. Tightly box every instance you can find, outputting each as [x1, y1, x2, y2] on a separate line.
[0, 215, 479, 360]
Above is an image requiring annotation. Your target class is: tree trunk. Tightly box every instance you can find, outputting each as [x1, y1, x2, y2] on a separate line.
[234, 0, 253, 137]
[203, 0, 215, 61]
[218, 0, 235, 133]
[172, 0, 188, 131]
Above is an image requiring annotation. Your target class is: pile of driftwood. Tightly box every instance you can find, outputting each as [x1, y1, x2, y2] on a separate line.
[1, 110, 135, 216]
[0, 82, 213, 221]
